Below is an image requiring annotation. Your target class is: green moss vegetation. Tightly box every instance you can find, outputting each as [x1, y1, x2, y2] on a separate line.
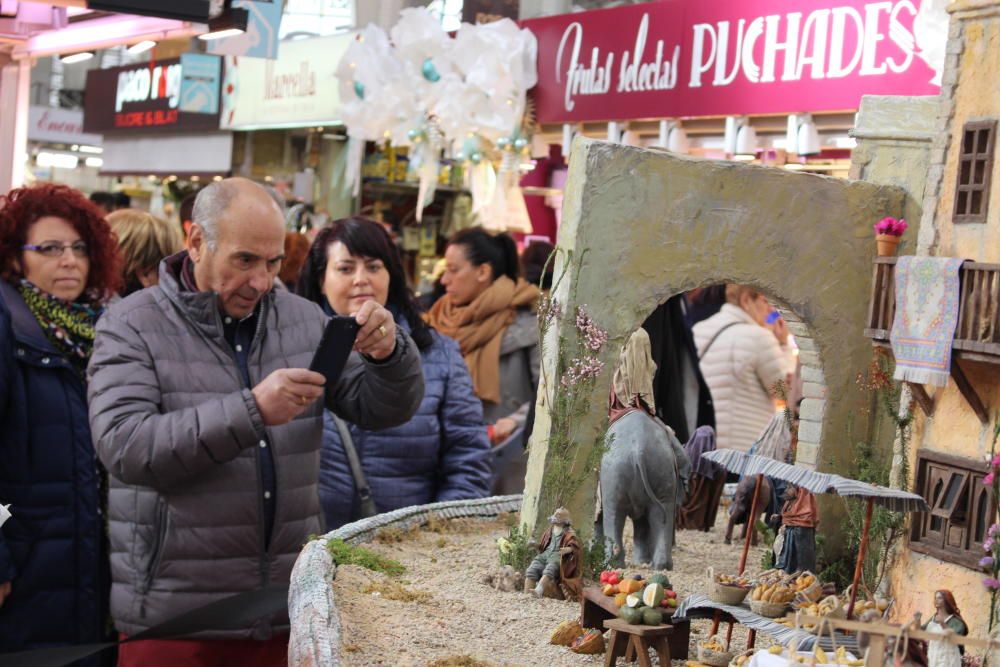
[361, 579, 431, 603]
[325, 538, 405, 577]
[818, 349, 910, 593]
[535, 247, 613, 524]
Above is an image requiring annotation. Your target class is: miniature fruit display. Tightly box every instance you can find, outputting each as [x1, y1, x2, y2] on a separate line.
[659, 587, 679, 610]
[648, 573, 671, 588]
[599, 570, 622, 586]
[642, 582, 665, 607]
[618, 578, 645, 595]
[618, 605, 644, 625]
[641, 607, 664, 625]
[613, 582, 677, 625]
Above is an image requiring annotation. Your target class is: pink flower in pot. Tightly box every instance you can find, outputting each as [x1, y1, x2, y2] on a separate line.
[873, 217, 907, 256]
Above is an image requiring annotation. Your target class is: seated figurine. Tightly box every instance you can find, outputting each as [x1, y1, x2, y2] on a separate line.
[523, 507, 583, 601]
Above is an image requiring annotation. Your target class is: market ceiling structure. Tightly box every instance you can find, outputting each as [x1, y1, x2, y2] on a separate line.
[0, 1, 210, 60]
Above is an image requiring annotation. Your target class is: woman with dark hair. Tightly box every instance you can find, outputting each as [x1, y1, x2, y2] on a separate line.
[298, 217, 491, 529]
[0, 183, 121, 661]
[425, 228, 540, 494]
[676, 426, 725, 531]
[918, 590, 968, 666]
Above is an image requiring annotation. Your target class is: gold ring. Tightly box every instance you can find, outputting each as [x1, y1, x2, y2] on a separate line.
[377, 325, 388, 338]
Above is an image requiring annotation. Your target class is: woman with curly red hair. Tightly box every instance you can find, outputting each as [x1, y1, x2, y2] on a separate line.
[0, 183, 120, 661]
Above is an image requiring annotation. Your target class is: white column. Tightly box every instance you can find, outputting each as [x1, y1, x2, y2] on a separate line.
[0, 58, 31, 193]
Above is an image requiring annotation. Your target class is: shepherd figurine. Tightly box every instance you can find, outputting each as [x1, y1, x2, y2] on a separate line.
[523, 507, 583, 602]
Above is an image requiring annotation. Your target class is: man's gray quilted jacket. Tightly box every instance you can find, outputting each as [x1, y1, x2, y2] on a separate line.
[87, 258, 423, 639]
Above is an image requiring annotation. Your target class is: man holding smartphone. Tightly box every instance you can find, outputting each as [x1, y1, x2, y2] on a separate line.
[87, 178, 424, 666]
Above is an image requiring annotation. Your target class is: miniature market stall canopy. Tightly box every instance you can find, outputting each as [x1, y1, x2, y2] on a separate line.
[700, 450, 929, 618]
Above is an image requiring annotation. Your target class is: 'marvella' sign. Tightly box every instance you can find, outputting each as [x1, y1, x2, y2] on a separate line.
[521, 0, 945, 123]
[84, 58, 221, 134]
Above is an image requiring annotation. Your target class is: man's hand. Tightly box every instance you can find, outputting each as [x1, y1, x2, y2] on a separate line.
[492, 417, 517, 444]
[0, 581, 11, 608]
[251, 368, 325, 426]
[352, 301, 397, 361]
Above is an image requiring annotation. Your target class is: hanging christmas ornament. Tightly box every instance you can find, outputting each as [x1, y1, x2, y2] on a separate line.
[353, 81, 365, 100]
[496, 136, 511, 150]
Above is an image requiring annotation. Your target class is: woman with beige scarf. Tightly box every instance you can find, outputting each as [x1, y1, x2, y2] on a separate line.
[427, 229, 540, 493]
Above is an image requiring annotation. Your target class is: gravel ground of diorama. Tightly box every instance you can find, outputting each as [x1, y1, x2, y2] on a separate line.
[332, 508, 778, 667]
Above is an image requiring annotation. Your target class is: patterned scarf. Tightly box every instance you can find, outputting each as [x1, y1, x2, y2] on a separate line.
[18, 279, 102, 376]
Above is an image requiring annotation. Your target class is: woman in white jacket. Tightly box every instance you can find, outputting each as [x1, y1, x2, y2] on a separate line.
[693, 285, 796, 453]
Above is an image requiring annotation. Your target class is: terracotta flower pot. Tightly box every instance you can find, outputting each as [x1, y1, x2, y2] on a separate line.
[875, 233, 901, 257]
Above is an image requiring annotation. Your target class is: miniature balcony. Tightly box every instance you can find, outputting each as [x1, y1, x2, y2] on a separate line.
[864, 256, 1000, 424]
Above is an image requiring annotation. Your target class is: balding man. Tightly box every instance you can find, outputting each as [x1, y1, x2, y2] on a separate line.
[87, 178, 423, 665]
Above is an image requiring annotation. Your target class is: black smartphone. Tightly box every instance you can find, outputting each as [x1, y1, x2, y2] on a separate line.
[309, 315, 359, 386]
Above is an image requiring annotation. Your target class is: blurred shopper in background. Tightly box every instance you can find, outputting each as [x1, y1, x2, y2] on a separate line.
[279, 231, 311, 291]
[298, 217, 491, 529]
[112, 192, 130, 211]
[107, 209, 184, 297]
[87, 178, 423, 666]
[90, 191, 115, 216]
[685, 284, 727, 329]
[694, 284, 795, 453]
[0, 183, 122, 662]
[178, 192, 198, 246]
[520, 240, 555, 291]
[676, 426, 725, 532]
[426, 228, 539, 494]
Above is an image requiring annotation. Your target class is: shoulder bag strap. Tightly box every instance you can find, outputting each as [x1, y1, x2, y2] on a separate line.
[698, 321, 742, 360]
[332, 414, 378, 518]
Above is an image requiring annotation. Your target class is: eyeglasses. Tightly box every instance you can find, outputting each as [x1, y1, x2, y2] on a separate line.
[21, 241, 89, 259]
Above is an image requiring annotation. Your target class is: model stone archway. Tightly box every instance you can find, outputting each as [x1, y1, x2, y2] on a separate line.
[521, 138, 908, 536]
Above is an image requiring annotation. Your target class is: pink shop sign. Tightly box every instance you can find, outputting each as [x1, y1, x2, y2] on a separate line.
[521, 0, 945, 123]
[28, 106, 102, 146]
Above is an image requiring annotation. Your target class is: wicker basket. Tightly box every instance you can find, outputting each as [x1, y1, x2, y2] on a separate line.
[707, 567, 752, 605]
[570, 629, 606, 655]
[549, 619, 582, 646]
[698, 636, 735, 667]
[750, 599, 790, 618]
[728, 649, 757, 667]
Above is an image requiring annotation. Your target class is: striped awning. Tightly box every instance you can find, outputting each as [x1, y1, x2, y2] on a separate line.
[700, 450, 930, 512]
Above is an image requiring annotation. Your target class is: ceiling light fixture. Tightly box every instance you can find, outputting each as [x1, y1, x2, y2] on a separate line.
[724, 116, 757, 157]
[786, 114, 822, 156]
[198, 6, 249, 41]
[37, 152, 79, 169]
[60, 51, 95, 64]
[126, 40, 156, 54]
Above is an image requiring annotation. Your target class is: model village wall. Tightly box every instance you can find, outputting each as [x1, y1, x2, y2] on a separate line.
[521, 138, 909, 537]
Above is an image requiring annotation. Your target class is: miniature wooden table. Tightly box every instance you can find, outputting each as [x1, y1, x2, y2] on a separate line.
[603, 618, 673, 667]
[581, 587, 690, 660]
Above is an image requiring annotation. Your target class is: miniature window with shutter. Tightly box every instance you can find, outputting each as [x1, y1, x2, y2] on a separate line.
[953, 120, 996, 224]
[911, 451, 993, 569]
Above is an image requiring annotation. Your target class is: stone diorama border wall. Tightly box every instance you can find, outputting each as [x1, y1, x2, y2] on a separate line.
[521, 138, 910, 536]
[287, 495, 523, 667]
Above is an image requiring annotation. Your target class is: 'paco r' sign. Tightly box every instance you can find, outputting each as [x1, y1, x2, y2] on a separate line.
[115, 63, 183, 112]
